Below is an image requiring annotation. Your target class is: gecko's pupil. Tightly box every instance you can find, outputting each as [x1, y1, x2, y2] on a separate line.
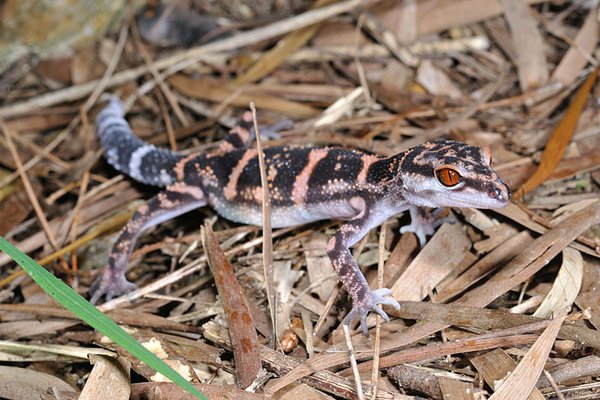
[436, 167, 461, 187]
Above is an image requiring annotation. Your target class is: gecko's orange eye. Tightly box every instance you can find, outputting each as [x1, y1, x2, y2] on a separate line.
[435, 167, 461, 187]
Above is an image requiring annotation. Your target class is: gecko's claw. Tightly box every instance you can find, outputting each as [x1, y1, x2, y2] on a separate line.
[89, 268, 136, 304]
[344, 288, 401, 336]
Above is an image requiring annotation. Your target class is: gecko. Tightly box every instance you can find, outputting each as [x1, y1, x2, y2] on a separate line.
[91, 97, 511, 335]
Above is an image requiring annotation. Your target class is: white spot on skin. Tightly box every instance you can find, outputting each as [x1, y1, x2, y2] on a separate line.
[323, 179, 350, 196]
[106, 148, 119, 166]
[159, 169, 173, 185]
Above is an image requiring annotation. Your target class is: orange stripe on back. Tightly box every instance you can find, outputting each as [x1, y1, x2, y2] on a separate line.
[357, 154, 380, 185]
[224, 149, 258, 201]
[291, 148, 329, 205]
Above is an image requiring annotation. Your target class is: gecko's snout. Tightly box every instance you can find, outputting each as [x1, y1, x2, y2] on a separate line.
[489, 182, 511, 205]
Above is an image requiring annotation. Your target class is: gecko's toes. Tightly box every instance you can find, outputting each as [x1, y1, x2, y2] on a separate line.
[344, 288, 401, 336]
[400, 212, 454, 247]
[89, 269, 137, 304]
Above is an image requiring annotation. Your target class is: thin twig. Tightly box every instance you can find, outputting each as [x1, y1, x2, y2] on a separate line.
[155, 88, 178, 151]
[129, 18, 189, 126]
[9, 132, 70, 170]
[67, 171, 91, 246]
[0, 121, 59, 251]
[343, 324, 365, 400]
[370, 221, 386, 400]
[542, 369, 566, 400]
[251, 102, 277, 349]
[0, 126, 72, 189]
[67, 171, 91, 287]
[81, 23, 129, 113]
[354, 14, 373, 106]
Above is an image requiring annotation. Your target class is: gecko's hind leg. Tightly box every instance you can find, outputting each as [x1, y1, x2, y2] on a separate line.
[90, 183, 206, 304]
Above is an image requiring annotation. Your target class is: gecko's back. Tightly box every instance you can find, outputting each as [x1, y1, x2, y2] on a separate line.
[183, 145, 392, 227]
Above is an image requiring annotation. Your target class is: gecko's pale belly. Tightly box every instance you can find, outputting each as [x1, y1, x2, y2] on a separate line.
[208, 196, 360, 228]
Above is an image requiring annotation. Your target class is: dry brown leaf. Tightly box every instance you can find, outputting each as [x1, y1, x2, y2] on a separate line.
[471, 349, 545, 400]
[379, 0, 546, 39]
[392, 222, 470, 301]
[438, 376, 476, 400]
[392, 301, 600, 350]
[0, 180, 35, 236]
[550, 4, 599, 87]
[80, 355, 130, 400]
[131, 381, 267, 400]
[488, 308, 568, 399]
[517, 66, 599, 198]
[416, 59, 462, 99]
[271, 382, 335, 399]
[433, 230, 534, 303]
[0, 365, 76, 399]
[168, 74, 320, 118]
[304, 234, 336, 301]
[533, 247, 583, 318]
[576, 257, 600, 331]
[234, 0, 337, 86]
[201, 224, 261, 389]
[499, 0, 548, 92]
[273, 260, 302, 339]
[35, 56, 72, 84]
[348, 333, 537, 374]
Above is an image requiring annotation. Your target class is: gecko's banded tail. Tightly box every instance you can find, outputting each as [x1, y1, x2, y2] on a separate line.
[96, 98, 183, 187]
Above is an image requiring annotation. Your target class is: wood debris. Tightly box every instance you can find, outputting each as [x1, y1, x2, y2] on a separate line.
[0, 1, 599, 399]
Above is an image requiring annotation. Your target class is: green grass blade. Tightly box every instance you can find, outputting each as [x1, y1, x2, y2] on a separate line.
[0, 236, 206, 400]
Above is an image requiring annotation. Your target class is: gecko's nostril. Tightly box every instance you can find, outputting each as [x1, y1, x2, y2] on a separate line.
[489, 187, 501, 199]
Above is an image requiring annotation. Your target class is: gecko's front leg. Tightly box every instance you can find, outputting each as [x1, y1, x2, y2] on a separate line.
[327, 196, 401, 335]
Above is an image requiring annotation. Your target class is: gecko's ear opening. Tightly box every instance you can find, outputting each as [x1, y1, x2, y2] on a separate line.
[481, 145, 492, 165]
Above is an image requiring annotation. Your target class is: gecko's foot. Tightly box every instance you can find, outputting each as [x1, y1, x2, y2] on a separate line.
[344, 288, 401, 336]
[400, 208, 454, 247]
[89, 269, 137, 304]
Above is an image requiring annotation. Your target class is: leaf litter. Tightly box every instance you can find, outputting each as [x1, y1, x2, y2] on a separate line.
[0, 1, 600, 399]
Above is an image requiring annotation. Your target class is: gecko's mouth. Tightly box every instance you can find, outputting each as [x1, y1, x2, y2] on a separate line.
[435, 184, 511, 209]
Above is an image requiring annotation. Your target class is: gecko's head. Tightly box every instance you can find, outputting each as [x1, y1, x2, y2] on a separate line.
[399, 139, 511, 209]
